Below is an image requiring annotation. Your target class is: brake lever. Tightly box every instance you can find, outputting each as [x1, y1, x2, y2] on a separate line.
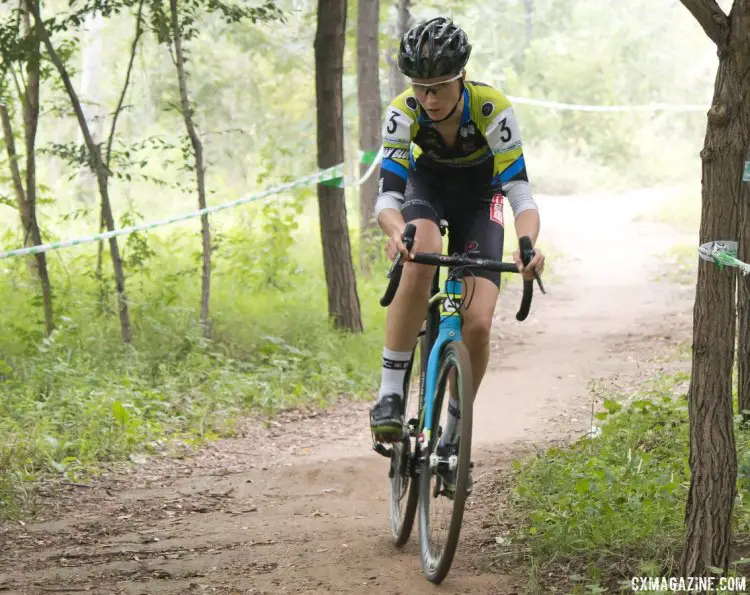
[388, 223, 416, 278]
[520, 239, 546, 294]
[533, 268, 546, 294]
[386, 252, 402, 279]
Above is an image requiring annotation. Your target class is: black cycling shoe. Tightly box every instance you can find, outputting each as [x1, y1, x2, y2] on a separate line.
[436, 441, 473, 499]
[370, 393, 404, 443]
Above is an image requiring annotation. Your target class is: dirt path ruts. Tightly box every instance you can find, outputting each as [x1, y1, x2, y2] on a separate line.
[0, 188, 696, 594]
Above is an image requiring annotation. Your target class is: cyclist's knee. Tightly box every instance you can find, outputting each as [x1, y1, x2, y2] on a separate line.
[462, 316, 492, 346]
[400, 218, 441, 287]
[402, 260, 436, 286]
[408, 218, 442, 250]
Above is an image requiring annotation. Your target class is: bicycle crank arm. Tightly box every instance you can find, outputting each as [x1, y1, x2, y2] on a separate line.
[372, 443, 393, 458]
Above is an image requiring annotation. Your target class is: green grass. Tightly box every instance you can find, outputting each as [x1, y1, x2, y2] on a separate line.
[505, 371, 750, 593]
[0, 197, 388, 519]
[0, 185, 557, 519]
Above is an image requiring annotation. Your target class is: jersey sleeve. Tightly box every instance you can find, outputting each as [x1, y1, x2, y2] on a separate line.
[474, 87, 529, 191]
[378, 93, 419, 197]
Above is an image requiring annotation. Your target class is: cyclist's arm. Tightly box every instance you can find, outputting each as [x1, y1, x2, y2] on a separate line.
[481, 92, 540, 243]
[377, 200, 407, 237]
[375, 96, 418, 233]
[513, 208, 540, 245]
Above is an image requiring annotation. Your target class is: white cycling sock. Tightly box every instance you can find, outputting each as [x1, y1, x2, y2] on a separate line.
[441, 397, 461, 446]
[378, 347, 412, 400]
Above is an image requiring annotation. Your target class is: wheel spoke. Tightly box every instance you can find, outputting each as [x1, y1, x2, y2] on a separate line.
[419, 342, 474, 584]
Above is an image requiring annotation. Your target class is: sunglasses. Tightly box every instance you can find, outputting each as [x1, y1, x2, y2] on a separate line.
[410, 72, 463, 94]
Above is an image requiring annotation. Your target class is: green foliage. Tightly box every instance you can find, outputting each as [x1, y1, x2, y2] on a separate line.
[120, 201, 156, 272]
[147, 0, 283, 45]
[0, 208, 386, 519]
[509, 372, 750, 592]
[403, 0, 714, 190]
[216, 193, 303, 289]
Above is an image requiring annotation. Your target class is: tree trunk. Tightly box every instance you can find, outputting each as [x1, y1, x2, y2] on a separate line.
[315, 0, 363, 333]
[386, 0, 411, 98]
[32, 0, 132, 344]
[0, 105, 33, 245]
[523, 0, 533, 44]
[679, 0, 748, 575]
[511, 0, 534, 73]
[77, 11, 105, 206]
[0, 5, 54, 337]
[169, 0, 211, 336]
[356, 0, 382, 272]
[97, 0, 145, 298]
[21, 0, 53, 336]
[739, 142, 750, 423]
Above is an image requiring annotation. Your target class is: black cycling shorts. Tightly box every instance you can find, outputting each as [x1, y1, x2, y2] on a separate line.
[400, 174, 506, 287]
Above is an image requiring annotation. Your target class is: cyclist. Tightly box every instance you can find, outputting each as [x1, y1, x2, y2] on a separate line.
[369, 16, 545, 492]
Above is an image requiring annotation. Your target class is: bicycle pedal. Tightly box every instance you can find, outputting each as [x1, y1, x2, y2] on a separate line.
[372, 443, 392, 458]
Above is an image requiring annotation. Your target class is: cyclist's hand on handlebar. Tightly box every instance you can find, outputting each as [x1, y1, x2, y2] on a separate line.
[386, 227, 414, 261]
[513, 245, 545, 281]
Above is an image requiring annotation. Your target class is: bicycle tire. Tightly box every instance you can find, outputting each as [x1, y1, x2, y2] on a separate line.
[389, 334, 426, 546]
[418, 340, 474, 584]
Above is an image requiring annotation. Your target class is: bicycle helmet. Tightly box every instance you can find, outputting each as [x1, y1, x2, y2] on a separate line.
[398, 17, 472, 79]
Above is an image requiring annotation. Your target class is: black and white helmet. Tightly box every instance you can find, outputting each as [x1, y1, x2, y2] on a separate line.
[398, 17, 472, 79]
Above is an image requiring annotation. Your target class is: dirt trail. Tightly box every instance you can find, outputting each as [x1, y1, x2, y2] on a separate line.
[0, 188, 696, 595]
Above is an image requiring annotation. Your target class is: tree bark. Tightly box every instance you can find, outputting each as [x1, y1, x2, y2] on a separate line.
[680, 0, 749, 575]
[20, 0, 53, 336]
[1, 93, 33, 265]
[511, 0, 534, 73]
[386, 0, 411, 99]
[356, 0, 382, 271]
[523, 0, 533, 45]
[681, 0, 730, 50]
[315, 0, 363, 333]
[97, 0, 145, 288]
[0, 2, 54, 336]
[77, 11, 105, 206]
[738, 3, 750, 425]
[0, 103, 35, 271]
[0, 104, 31, 236]
[32, 0, 132, 343]
[169, 0, 211, 336]
[739, 141, 750, 423]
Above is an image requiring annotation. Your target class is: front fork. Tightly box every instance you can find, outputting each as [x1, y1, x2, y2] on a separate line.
[374, 271, 463, 482]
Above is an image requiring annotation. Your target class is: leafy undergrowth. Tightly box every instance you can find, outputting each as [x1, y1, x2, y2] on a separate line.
[0, 188, 546, 520]
[0, 200, 388, 519]
[497, 371, 750, 594]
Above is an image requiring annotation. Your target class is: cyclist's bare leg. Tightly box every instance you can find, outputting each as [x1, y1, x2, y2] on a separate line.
[441, 275, 498, 454]
[370, 218, 442, 441]
[384, 219, 443, 352]
[457, 276, 500, 395]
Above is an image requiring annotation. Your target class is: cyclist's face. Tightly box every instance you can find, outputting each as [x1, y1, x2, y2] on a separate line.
[411, 71, 463, 120]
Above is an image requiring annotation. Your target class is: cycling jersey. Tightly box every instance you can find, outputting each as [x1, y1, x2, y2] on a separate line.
[375, 81, 536, 219]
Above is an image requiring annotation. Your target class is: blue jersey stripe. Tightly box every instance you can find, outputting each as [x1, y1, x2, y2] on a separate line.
[382, 158, 409, 180]
[461, 88, 470, 124]
[496, 156, 526, 183]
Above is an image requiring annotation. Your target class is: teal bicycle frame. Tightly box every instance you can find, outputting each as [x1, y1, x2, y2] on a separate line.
[420, 277, 463, 448]
[376, 221, 543, 585]
[376, 221, 541, 449]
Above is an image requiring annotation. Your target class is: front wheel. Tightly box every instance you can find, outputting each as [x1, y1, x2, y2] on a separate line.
[418, 341, 474, 585]
[389, 333, 426, 546]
